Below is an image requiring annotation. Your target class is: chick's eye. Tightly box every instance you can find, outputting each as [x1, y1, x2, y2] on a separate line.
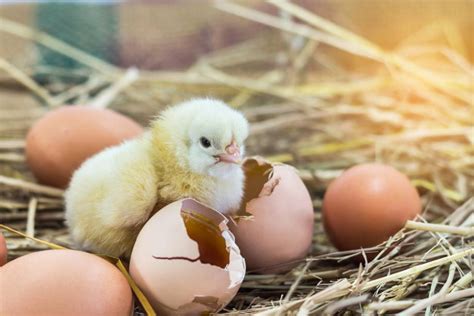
[200, 137, 211, 148]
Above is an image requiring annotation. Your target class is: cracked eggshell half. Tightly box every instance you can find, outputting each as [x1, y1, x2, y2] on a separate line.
[129, 199, 245, 315]
[229, 157, 314, 274]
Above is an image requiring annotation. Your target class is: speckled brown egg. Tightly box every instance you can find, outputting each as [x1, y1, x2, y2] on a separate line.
[130, 199, 245, 315]
[26, 106, 143, 188]
[0, 232, 7, 266]
[322, 163, 422, 251]
[229, 157, 314, 274]
[0, 249, 133, 315]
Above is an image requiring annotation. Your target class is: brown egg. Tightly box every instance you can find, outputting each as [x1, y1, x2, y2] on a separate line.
[229, 157, 314, 274]
[322, 163, 422, 251]
[0, 249, 133, 315]
[26, 106, 144, 188]
[0, 232, 7, 266]
[130, 199, 245, 315]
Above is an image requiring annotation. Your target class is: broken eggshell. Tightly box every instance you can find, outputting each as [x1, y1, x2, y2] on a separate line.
[229, 157, 314, 274]
[129, 199, 245, 315]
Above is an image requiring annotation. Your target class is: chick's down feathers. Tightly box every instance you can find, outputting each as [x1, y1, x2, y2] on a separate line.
[65, 99, 249, 257]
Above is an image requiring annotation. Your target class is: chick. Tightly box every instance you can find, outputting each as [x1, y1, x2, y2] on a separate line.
[65, 98, 249, 257]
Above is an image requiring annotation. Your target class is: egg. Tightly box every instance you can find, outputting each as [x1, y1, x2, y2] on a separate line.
[322, 163, 422, 251]
[0, 249, 133, 315]
[26, 106, 144, 188]
[129, 198, 245, 315]
[229, 157, 314, 274]
[0, 232, 7, 266]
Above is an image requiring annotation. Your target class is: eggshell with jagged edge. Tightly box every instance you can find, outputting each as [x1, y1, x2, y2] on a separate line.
[229, 157, 314, 274]
[129, 199, 245, 315]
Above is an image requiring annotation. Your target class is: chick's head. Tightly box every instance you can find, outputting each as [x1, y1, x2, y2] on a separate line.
[158, 98, 249, 178]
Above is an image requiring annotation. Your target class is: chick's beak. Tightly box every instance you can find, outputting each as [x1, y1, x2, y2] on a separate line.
[216, 141, 241, 164]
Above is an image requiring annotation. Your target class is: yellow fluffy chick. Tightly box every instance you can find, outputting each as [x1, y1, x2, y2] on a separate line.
[65, 98, 249, 257]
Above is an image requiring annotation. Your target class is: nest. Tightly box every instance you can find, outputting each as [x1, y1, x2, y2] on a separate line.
[0, 1, 473, 315]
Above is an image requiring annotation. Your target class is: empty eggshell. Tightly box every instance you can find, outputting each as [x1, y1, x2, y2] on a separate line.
[0, 232, 7, 266]
[26, 105, 144, 188]
[129, 198, 245, 315]
[229, 157, 314, 274]
[322, 163, 422, 251]
[0, 249, 133, 315]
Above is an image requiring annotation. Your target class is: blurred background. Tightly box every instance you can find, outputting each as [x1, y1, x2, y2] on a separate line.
[1, 0, 473, 70]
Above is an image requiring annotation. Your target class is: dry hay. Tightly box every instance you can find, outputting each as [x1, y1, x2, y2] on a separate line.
[0, 1, 473, 315]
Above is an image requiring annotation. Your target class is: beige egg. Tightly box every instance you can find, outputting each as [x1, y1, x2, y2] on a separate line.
[129, 199, 245, 315]
[0, 232, 7, 266]
[26, 105, 144, 188]
[229, 157, 314, 274]
[0, 249, 133, 315]
[323, 163, 422, 251]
